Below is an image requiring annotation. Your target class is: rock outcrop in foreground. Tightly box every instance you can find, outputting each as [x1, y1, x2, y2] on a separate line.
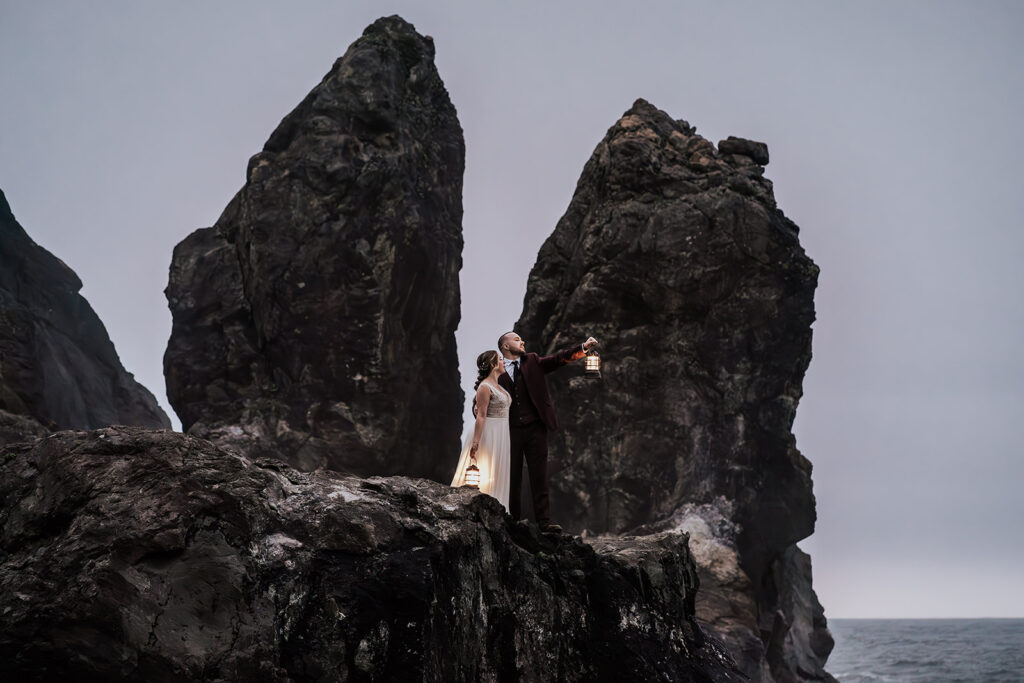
[514, 100, 834, 681]
[0, 189, 170, 446]
[0, 427, 742, 682]
[165, 16, 464, 481]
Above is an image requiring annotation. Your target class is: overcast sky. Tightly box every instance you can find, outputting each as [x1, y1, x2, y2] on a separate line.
[2, 1, 1021, 619]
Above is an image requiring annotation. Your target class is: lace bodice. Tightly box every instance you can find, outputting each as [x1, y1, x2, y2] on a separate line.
[482, 382, 511, 418]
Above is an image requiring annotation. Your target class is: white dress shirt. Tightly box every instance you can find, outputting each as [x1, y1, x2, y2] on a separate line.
[503, 357, 519, 381]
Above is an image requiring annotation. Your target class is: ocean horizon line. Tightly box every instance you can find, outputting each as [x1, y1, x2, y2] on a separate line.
[829, 616, 1024, 621]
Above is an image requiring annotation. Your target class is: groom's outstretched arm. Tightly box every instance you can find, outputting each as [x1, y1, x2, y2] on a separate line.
[538, 337, 597, 374]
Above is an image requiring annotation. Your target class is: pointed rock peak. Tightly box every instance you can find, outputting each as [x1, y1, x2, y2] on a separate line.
[613, 98, 685, 138]
[626, 97, 661, 117]
[363, 14, 433, 46]
[165, 17, 464, 480]
[573, 98, 776, 210]
[260, 15, 456, 159]
[0, 187, 82, 293]
[0, 189, 170, 441]
[0, 187, 13, 223]
[365, 14, 417, 31]
[616, 99, 695, 135]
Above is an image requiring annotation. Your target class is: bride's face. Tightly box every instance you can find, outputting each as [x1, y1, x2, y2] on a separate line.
[491, 356, 503, 374]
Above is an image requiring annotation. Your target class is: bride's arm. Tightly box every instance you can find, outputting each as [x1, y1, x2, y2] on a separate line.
[470, 385, 491, 457]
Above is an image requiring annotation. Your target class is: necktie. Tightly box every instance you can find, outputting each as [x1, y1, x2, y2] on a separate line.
[513, 360, 522, 383]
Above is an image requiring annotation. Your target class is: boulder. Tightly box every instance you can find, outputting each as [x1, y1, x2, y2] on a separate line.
[513, 99, 834, 681]
[164, 16, 464, 481]
[718, 136, 770, 165]
[0, 426, 743, 682]
[0, 188, 170, 447]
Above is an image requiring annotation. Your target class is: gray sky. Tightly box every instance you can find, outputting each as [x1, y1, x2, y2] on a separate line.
[2, 1, 1021, 618]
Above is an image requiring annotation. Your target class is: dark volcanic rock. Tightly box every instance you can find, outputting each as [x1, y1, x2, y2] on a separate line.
[0, 188, 170, 446]
[0, 427, 743, 682]
[164, 16, 464, 481]
[0, 409, 49, 445]
[718, 136, 770, 165]
[514, 100, 833, 681]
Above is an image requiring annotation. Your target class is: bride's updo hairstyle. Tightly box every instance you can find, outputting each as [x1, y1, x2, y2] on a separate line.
[474, 350, 500, 391]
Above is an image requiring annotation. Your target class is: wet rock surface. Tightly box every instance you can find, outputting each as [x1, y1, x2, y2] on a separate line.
[0, 188, 170, 446]
[514, 100, 834, 681]
[164, 16, 464, 481]
[0, 426, 743, 682]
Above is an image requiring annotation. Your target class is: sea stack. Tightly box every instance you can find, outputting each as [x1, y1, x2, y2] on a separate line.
[514, 99, 834, 681]
[0, 188, 170, 446]
[164, 16, 465, 480]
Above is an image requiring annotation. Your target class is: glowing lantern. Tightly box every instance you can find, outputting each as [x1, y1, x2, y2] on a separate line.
[464, 458, 481, 488]
[584, 348, 601, 379]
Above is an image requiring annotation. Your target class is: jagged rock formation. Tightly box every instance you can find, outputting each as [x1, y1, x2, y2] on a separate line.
[164, 16, 464, 480]
[514, 100, 834, 681]
[0, 426, 744, 682]
[0, 188, 170, 446]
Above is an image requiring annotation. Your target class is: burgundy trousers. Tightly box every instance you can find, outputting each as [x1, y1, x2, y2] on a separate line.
[509, 421, 550, 524]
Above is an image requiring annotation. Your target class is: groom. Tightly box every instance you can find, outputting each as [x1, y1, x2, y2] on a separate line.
[497, 331, 599, 533]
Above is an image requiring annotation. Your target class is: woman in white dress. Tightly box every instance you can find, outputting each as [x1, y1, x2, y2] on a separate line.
[450, 350, 511, 511]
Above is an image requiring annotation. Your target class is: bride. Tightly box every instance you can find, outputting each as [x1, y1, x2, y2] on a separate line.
[450, 350, 511, 510]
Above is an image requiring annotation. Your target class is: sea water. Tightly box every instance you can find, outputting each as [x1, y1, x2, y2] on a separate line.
[828, 619, 1024, 682]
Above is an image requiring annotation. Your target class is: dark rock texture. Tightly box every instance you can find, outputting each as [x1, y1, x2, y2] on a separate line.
[718, 136, 770, 165]
[0, 426, 743, 682]
[0, 409, 49, 445]
[514, 100, 833, 681]
[164, 16, 464, 481]
[0, 188, 170, 446]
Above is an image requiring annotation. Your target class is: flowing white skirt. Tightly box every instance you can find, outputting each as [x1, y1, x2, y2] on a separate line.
[450, 416, 510, 511]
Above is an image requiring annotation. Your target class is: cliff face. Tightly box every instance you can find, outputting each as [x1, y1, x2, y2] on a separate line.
[164, 16, 464, 481]
[0, 189, 170, 446]
[514, 100, 833, 681]
[0, 426, 742, 682]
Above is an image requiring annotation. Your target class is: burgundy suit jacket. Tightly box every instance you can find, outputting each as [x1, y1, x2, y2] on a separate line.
[498, 344, 586, 431]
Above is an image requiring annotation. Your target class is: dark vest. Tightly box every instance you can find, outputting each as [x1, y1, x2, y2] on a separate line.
[509, 367, 541, 426]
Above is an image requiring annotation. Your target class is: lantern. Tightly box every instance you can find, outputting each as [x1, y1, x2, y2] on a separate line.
[464, 458, 481, 488]
[584, 348, 601, 379]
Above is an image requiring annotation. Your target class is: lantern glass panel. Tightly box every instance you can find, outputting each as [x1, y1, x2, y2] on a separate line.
[465, 463, 481, 488]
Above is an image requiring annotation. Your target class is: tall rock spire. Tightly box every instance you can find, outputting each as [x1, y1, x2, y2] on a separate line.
[164, 16, 464, 480]
[514, 99, 833, 681]
[0, 188, 170, 444]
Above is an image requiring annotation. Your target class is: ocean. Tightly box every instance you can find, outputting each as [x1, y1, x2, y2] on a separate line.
[827, 619, 1024, 682]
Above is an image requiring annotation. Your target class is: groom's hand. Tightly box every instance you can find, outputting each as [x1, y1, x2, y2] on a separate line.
[583, 336, 598, 350]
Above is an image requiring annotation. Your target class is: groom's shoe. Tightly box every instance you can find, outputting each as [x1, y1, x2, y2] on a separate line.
[538, 521, 563, 534]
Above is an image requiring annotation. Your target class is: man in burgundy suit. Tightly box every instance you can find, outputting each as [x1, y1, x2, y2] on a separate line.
[497, 331, 599, 533]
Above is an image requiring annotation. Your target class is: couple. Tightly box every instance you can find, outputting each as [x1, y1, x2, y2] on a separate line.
[451, 331, 598, 533]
